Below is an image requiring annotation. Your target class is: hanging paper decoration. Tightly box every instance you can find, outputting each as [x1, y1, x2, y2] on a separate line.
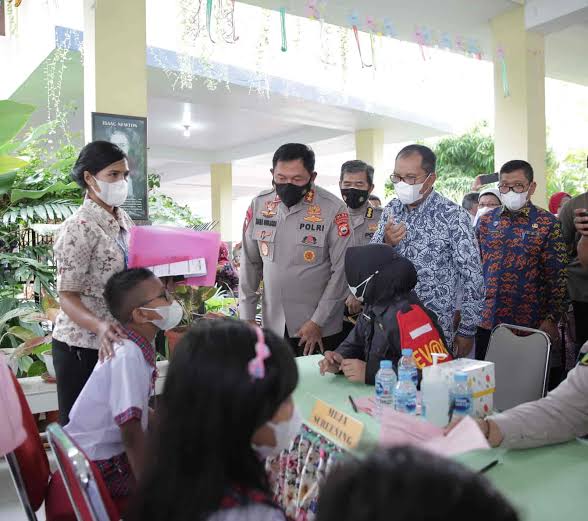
[454, 34, 466, 53]
[221, 0, 239, 43]
[365, 15, 377, 34]
[467, 37, 482, 59]
[206, 0, 215, 43]
[497, 47, 510, 97]
[352, 25, 371, 68]
[383, 18, 396, 38]
[369, 33, 377, 71]
[414, 26, 427, 61]
[306, 0, 326, 21]
[280, 7, 287, 52]
[440, 32, 453, 50]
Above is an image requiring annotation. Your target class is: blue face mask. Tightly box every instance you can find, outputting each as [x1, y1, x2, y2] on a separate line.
[348, 271, 379, 303]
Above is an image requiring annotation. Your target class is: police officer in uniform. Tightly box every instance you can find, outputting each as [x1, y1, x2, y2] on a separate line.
[450, 340, 588, 449]
[239, 143, 352, 356]
[339, 160, 383, 330]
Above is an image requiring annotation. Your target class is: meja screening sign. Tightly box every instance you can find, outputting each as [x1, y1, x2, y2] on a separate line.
[309, 399, 364, 449]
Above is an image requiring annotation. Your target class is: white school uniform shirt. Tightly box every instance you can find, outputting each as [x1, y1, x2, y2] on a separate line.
[65, 332, 156, 461]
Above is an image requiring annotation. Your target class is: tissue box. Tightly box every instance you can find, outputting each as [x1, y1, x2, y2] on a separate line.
[435, 359, 495, 417]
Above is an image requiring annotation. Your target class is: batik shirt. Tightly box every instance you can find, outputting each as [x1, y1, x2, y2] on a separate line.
[371, 191, 484, 343]
[476, 202, 568, 331]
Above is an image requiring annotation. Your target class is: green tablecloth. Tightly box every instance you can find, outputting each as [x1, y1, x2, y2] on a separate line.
[294, 355, 588, 521]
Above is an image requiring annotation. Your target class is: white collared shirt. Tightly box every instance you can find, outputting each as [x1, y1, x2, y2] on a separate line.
[65, 339, 152, 460]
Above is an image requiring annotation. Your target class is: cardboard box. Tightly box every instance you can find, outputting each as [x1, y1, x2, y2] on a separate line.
[435, 359, 495, 417]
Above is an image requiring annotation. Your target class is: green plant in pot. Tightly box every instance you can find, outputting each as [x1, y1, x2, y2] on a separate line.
[0, 295, 59, 378]
[164, 284, 218, 356]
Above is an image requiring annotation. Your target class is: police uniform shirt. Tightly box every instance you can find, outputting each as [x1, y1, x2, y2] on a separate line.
[239, 185, 352, 338]
[349, 204, 383, 247]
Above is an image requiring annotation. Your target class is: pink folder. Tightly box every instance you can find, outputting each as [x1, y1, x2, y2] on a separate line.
[128, 226, 221, 287]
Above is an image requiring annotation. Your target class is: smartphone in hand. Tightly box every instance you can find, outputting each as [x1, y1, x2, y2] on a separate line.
[478, 172, 499, 185]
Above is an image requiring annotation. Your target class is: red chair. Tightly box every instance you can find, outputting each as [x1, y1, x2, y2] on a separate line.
[46, 423, 121, 521]
[1, 365, 120, 520]
[3, 367, 52, 520]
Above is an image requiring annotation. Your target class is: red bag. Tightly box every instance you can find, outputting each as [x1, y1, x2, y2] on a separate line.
[396, 305, 452, 369]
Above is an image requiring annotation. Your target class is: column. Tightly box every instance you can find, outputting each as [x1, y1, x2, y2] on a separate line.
[354, 129, 386, 204]
[211, 163, 233, 241]
[491, 7, 547, 207]
[83, 0, 147, 140]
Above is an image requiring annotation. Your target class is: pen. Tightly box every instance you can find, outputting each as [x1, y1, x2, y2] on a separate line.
[348, 395, 358, 413]
[478, 460, 499, 474]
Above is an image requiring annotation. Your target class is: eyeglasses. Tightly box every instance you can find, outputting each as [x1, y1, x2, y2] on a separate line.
[498, 183, 529, 194]
[389, 173, 430, 186]
[138, 289, 173, 308]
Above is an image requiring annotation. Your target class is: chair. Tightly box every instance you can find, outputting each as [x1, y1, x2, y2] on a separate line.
[485, 323, 551, 411]
[46, 423, 120, 521]
[1, 358, 52, 520]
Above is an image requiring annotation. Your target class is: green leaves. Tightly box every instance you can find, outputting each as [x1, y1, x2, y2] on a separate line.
[2, 201, 77, 224]
[0, 155, 28, 175]
[0, 100, 35, 147]
[10, 181, 78, 203]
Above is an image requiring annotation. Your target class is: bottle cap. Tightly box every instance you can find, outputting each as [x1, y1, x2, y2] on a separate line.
[401, 348, 412, 357]
[380, 360, 393, 369]
[454, 372, 468, 383]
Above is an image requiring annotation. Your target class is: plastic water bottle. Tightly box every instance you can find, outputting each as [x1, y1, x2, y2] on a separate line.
[393, 369, 417, 415]
[375, 360, 397, 420]
[421, 353, 450, 427]
[451, 372, 473, 418]
[399, 348, 418, 387]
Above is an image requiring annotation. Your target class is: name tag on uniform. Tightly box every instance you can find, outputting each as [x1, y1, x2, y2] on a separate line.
[256, 218, 277, 227]
[309, 399, 364, 449]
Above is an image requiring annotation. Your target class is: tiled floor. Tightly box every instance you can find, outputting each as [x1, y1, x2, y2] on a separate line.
[0, 455, 52, 521]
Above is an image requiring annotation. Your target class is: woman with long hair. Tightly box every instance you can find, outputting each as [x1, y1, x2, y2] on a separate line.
[129, 318, 300, 521]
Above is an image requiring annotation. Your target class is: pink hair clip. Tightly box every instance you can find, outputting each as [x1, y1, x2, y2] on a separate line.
[248, 326, 271, 380]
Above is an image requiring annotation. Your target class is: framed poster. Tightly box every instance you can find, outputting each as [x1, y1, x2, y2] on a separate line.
[91, 112, 149, 222]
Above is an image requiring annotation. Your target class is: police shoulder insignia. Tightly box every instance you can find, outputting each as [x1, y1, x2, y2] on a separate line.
[304, 190, 315, 203]
[366, 206, 374, 219]
[335, 212, 350, 238]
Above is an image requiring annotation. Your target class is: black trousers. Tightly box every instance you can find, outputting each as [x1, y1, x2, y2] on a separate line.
[52, 338, 99, 425]
[572, 301, 588, 354]
[284, 326, 349, 357]
[475, 327, 492, 361]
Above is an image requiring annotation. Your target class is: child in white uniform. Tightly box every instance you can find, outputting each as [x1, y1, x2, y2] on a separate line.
[65, 268, 182, 499]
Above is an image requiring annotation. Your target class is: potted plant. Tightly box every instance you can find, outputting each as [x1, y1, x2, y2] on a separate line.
[164, 285, 218, 356]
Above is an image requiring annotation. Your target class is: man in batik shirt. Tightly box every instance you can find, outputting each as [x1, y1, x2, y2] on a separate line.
[475, 160, 568, 360]
[371, 144, 484, 358]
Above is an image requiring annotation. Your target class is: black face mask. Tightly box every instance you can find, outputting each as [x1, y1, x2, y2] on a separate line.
[341, 188, 370, 209]
[275, 181, 311, 208]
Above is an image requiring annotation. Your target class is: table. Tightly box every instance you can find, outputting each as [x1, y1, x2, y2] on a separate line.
[295, 355, 588, 521]
[20, 360, 169, 415]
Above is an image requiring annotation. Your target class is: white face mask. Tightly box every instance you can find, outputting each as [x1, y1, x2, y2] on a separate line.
[140, 300, 183, 331]
[394, 175, 430, 205]
[501, 190, 528, 212]
[348, 271, 378, 303]
[473, 206, 492, 226]
[253, 407, 303, 460]
[92, 178, 129, 207]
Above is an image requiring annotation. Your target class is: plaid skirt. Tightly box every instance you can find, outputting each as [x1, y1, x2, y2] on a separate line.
[94, 452, 135, 498]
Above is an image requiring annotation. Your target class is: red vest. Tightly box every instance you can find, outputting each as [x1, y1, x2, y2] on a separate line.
[396, 305, 452, 369]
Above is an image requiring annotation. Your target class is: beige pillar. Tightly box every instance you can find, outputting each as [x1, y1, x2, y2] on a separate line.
[354, 129, 386, 204]
[491, 7, 547, 207]
[211, 163, 233, 241]
[83, 0, 147, 140]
